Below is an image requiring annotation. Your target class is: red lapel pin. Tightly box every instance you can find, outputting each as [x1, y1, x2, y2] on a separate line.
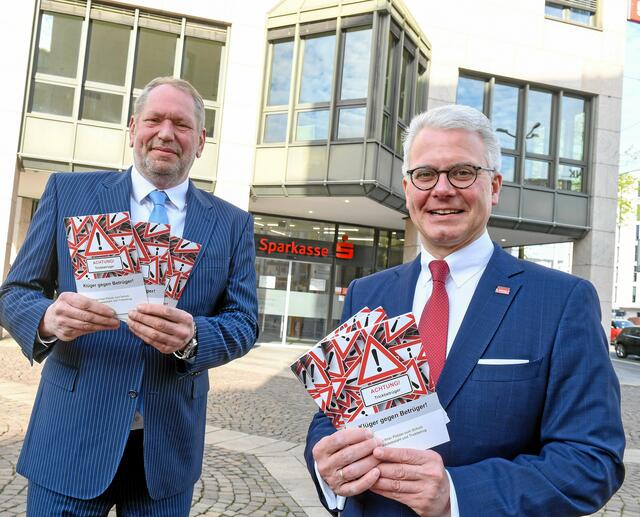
[495, 286, 510, 295]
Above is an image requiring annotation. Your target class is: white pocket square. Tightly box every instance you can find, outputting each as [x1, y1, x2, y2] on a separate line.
[477, 359, 530, 365]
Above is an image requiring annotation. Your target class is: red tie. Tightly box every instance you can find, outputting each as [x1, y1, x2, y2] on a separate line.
[418, 260, 450, 390]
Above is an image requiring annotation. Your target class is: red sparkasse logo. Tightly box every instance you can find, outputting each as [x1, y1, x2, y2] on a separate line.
[335, 234, 354, 260]
[257, 234, 355, 260]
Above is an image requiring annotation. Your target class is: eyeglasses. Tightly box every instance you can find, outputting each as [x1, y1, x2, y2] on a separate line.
[406, 164, 495, 191]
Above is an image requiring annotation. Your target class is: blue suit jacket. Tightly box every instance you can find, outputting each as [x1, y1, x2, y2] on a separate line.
[0, 170, 258, 500]
[305, 244, 625, 516]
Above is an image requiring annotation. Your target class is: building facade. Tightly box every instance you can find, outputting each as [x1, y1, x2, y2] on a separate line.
[0, 0, 627, 342]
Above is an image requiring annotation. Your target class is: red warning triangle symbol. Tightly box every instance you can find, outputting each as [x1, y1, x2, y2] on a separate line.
[384, 313, 416, 342]
[174, 238, 200, 253]
[323, 345, 345, 376]
[85, 223, 119, 257]
[330, 329, 361, 359]
[357, 335, 406, 385]
[105, 212, 130, 231]
[330, 376, 347, 400]
[305, 353, 330, 387]
[144, 222, 171, 238]
[313, 385, 333, 412]
[405, 358, 428, 396]
[389, 337, 423, 363]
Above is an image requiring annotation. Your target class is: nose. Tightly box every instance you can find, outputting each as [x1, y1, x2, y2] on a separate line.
[156, 119, 175, 141]
[430, 171, 456, 195]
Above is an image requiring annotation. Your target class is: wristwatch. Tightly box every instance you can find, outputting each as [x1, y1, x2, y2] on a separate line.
[174, 322, 198, 360]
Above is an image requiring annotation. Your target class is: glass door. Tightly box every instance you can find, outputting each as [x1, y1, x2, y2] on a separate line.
[256, 257, 289, 342]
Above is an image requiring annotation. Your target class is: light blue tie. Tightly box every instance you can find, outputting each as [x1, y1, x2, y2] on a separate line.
[148, 190, 169, 225]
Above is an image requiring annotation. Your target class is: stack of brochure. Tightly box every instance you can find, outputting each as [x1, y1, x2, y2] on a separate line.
[64, 211, 200, 318]
[291, 307, 450, 449]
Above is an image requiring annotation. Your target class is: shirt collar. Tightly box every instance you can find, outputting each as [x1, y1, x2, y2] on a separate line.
[130, 165, 189, 211]
[420, 231, 494, 288]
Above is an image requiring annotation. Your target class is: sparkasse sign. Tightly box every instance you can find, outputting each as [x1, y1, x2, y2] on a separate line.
[256, 234, 355, 261]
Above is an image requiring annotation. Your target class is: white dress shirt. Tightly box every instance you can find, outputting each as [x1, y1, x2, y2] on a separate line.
[129, 166, 190, 429]
[319, 231, 495, 515]
[130, 165, 189, 237]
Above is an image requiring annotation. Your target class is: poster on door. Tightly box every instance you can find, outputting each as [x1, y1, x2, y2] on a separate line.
[290, 307, 450, 450]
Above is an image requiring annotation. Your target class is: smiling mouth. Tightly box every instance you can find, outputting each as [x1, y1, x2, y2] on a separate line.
[429, 209, 463, 215]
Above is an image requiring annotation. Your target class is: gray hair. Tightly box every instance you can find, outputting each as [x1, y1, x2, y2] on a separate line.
[402, 104, 502, 174]
[133, 77, 205, 131]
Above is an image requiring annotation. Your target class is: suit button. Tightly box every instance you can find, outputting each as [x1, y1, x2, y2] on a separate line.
[128, 390, 138, 399]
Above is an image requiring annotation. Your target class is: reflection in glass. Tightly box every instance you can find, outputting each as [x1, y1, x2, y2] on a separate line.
[416, 61, 428, 113]
[134, 29, 176, 89]
[376, 232, 389, 271]
[569, 8, 593, 25]
[492, 83, 519, 150]
[384, 33, 398, 108]
[299, 34, 336, 104]
[524, 159, 550, 187]
[557, 164, 582, 192]
[500, 155, 516, 183]
[398, 48, 414, 121]
[337, 107, 366, 139]
[457, 76, 485, 112]
[85, 21, 130, 86]
[296, 110, 329, 141]
[35, 12, 82, 78]
[560, 96, 585, 160]
[182, 37, 223, 101]
[205, 109, 215, 138]
[264, 113, 288, 143]
[544, 4, 563, 18]
[341, 29, 371, 100]
[526, 90, 552, 155]
[81, 90, 123, 123]
[31, 82, 75, 116]
[267, 40, 294, 106]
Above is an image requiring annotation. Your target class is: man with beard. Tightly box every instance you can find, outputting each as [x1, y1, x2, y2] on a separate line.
[0, 77, 258, 515]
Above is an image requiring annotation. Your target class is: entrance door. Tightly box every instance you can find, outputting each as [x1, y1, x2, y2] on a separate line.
[256, 257, 331, 344]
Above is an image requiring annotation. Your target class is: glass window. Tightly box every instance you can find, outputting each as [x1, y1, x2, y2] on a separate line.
[182, 37, 223, 101]
[560, 96, 585, 160]
[526, 90, 552, 155]
[35, 12, 82, 78]
[568, 8, 594, 25]
[299, 34, 335, 104]
[133, 28, 177, 89]
[544, 3, 564, 18]
[31, 82, 75, 116]
[267, 40, 294, 106]
[81, 90, 123, 123]
[296, 110, 329, 141]
[398, 48, 414, 122]
[492, 83, 519, 150]
[340, 28, 371, 100]
[415, 58, 428, 114]
[337, 107, 366, 139]
[384, 33, 398, 109]
[204, 109, 216, 138]
[457, 76, 485, 112]
[501, 155, 516, 183]
[557, 164, 582, 192]
[85, 21, 130, 86]
[524, 159, 550, 187]
[264, 113, 288, 143]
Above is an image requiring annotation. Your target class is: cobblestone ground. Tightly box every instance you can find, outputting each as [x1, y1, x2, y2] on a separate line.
[1, 339, 639, 516]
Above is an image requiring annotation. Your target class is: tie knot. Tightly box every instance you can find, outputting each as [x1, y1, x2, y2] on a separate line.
[148, 190, 168, 206]
[429, 260, 449, 283]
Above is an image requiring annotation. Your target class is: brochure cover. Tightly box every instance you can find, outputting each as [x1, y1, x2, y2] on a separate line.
[164, 235, 201, 307]
[291, 308, 450, 449]
[64, 212, 147, 319]
[133, 222, 171, 304]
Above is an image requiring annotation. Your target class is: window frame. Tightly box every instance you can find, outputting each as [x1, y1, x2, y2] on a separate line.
[544, 0, 600, 29]
[457, 72, 592, 194]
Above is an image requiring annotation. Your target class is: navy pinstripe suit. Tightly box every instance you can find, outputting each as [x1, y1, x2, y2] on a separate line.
[0, 170, 258, 501]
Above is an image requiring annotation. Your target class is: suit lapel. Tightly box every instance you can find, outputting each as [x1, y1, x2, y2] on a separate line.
[387, 255, 422, 317]
[436, 245, 524, 409]
[97, 169, 132, 215]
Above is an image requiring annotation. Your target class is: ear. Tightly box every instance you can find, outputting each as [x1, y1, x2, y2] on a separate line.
[128, 116, 136, 148]
[490, 172, 502, 206]
[195, 128, 206, 158]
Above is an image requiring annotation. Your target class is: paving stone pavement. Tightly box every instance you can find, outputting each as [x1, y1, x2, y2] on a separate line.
[0, 337, 639, 516]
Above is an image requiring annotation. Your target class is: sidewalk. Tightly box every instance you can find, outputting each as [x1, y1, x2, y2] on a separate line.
[0, 337, 639, 516]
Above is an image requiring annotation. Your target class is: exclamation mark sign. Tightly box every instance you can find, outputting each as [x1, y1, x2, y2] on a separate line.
[310, 363, 315, 383]
[96, 232, 102, 250]
[301, 370, 307, 388]
[327, 351, 334, 368]
[391, 319, 398, 333]
[371, 349, 382, 372]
